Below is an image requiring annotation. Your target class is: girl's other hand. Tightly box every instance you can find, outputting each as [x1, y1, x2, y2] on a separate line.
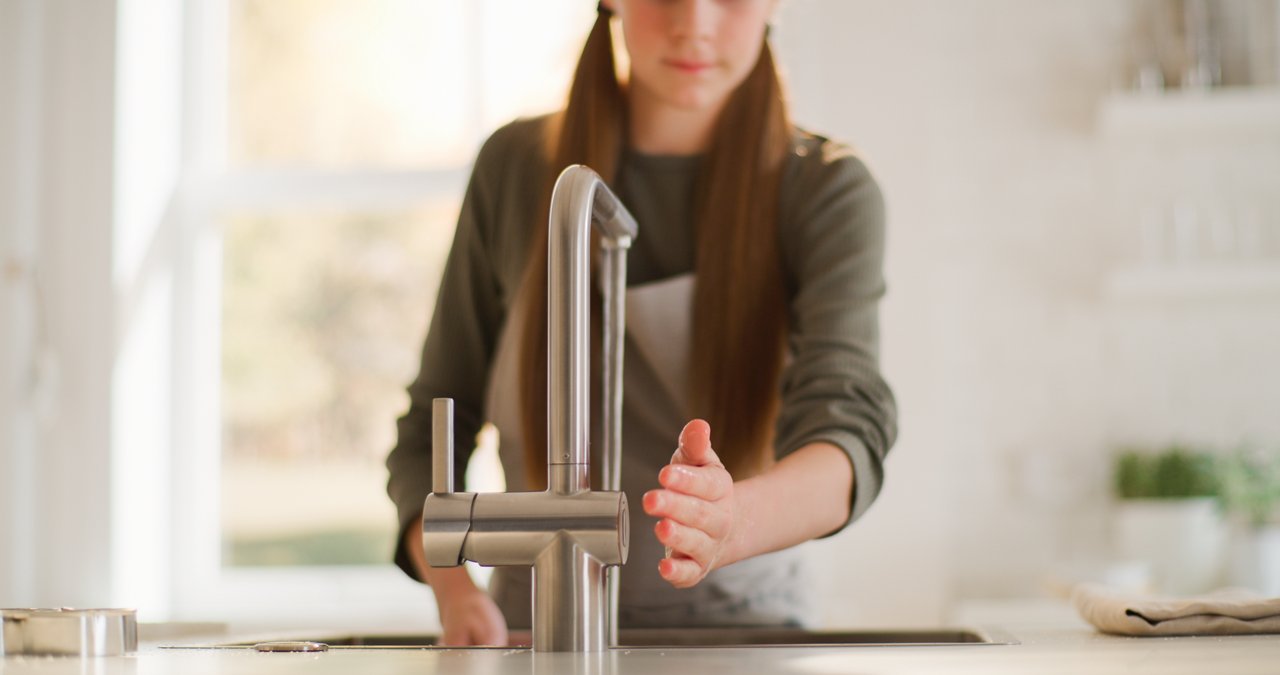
[642, 419, 737, 588]
[408, 525, 509, 646]
[435, 585, 508, 647]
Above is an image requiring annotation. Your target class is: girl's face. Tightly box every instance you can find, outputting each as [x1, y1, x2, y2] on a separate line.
[607, 0, 777, 113]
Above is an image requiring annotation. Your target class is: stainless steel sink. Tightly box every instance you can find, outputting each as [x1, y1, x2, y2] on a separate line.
[185, 626, 1016, 650]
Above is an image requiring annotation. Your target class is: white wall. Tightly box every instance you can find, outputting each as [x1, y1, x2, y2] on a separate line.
[0, 0, 119, 608]
[0, 0, 32, 604]
[777, 0, 1280, 624]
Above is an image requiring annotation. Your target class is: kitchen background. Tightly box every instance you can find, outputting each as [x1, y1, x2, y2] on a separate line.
[2, 0, 1278, 630]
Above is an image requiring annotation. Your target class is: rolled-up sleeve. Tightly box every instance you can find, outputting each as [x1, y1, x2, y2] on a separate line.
[774, 143, 898, 534]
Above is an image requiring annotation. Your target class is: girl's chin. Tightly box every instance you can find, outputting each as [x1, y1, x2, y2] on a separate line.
[633, 75, 731, 114]
[656, 87, 729, 113]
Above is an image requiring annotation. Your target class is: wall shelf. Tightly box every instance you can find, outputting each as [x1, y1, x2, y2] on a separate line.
[1098, 87, 1280, 140]
[1105, 261, 1280, 301]
[1099, 88, 1280, 302]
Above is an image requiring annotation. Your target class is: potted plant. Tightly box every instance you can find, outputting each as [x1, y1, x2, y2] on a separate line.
[1112, 445, 1225, 595]
[1220, 446, 1280, 595]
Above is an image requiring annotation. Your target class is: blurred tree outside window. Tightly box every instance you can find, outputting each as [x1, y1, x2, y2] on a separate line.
[220, 0, 591, 567]
[221, 207, 452, 566]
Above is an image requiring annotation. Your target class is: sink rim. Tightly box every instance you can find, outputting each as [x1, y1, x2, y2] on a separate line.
[164, 625, 1020, 650]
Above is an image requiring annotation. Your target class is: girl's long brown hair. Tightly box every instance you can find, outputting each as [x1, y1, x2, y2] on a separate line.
[518, 10, 792, 490]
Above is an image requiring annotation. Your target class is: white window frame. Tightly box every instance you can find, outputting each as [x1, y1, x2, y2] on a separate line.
[167, 0, 478, 626]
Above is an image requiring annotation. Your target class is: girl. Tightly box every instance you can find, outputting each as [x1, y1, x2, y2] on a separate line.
[387, 0, 896, 646]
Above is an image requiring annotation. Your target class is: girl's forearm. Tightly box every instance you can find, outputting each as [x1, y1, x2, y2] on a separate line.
[722, 442, 855, 567]
[406, 518, 482, 601]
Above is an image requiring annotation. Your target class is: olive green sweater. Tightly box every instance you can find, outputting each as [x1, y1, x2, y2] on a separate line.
[386, 115, 897, 627]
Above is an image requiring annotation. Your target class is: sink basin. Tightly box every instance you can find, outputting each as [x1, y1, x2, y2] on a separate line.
[188, 626, 1015, 650]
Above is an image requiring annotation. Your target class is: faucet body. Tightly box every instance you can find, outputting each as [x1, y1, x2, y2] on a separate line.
[422, 165, 637, 652]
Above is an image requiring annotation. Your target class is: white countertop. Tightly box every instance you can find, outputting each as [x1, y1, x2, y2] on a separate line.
[3, 602, 1279, 674]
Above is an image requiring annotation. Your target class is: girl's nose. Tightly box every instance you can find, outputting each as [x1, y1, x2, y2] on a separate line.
[670, 0, 717, 41]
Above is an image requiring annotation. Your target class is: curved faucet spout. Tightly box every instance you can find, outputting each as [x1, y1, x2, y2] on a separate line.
[547, 165, 637, 494]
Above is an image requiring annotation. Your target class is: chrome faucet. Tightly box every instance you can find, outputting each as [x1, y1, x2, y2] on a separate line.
[422, 165, 637, 652]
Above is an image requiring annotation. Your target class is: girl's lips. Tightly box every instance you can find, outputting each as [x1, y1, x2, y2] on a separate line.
[666, 59, 713, 74]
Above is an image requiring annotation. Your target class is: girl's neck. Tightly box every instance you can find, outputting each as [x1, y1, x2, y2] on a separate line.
[627, 81, 725, 156]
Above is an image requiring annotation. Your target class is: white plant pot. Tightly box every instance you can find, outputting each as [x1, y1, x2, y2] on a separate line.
[1114, 498, 1226, 595]
[1230, 524, 1280, 596]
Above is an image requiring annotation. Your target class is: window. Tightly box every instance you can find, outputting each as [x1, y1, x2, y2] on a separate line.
[220, 205, 455, 567]
[172, 0, 595, 623]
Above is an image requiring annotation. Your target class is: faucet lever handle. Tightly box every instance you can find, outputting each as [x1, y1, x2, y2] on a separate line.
[432, 398, 454, 494]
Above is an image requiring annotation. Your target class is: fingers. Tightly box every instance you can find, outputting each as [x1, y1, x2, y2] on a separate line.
[480, 626, 508, 647]
[475, 604, 509, 647]
[443, 625, 492, 647]
[440, 592, 509, 646]
[657, 556, 705, 589]
[673, 419, 722, 468]
[658, 463, 732, 501]
[651, 419, 736, 590]
[654, 518, 719, 569]
[643, 489, 732, 539]
[441, 624, 480, 647]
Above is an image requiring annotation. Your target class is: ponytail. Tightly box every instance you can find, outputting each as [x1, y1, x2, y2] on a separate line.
[691, 40, 791, 478]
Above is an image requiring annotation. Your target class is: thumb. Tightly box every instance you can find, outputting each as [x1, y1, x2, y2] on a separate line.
[675, 419, 720, 467]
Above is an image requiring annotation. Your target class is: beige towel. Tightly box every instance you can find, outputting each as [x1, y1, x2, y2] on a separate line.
[1072, 583, 1280, 636]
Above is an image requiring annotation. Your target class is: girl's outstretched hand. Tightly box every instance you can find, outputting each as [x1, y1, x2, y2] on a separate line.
[643, 419, 738, 588]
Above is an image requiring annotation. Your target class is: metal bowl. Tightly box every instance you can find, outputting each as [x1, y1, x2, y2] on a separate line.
[1, 608, 137, 656]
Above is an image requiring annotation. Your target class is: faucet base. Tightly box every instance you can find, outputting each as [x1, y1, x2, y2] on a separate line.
[533, 535, 607, 652]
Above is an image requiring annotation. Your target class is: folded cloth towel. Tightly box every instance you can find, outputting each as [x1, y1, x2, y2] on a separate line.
[1072, 583, 1280, 636]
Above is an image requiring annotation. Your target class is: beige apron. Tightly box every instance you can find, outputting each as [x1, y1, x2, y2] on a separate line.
[483, 273, 813, 629]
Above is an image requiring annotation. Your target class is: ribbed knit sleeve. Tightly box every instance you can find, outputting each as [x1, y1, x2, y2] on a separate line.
[774, 138, 898, 533]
